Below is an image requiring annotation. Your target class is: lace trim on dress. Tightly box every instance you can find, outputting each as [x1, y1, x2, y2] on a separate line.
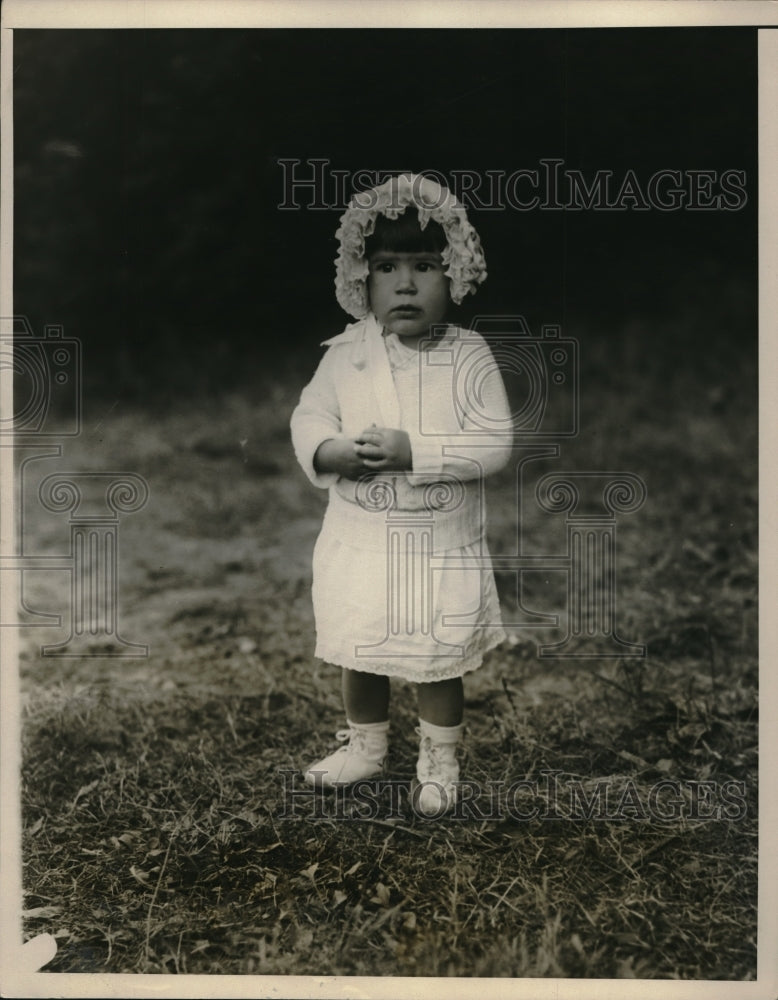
[315, 626, 506, 683]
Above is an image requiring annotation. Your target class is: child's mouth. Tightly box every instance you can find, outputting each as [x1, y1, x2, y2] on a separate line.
[392, 305, 422, 314]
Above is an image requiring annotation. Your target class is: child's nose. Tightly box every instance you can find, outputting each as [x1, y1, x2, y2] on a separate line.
[396, 265, 417, 291]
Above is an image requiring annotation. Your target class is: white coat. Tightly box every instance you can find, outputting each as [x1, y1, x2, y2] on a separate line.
[290, 313, 511, 681]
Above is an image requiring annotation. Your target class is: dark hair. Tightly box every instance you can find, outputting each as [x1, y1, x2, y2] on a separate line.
[365, 207, 447, 259]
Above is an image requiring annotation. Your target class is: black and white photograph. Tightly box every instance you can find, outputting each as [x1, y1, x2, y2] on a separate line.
[1, 2, 775, 996]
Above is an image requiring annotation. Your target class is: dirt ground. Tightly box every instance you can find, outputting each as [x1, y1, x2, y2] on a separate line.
[15, 329, 759, 977]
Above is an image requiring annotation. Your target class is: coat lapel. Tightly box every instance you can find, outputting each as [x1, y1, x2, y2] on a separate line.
[365, 313, 401, 429]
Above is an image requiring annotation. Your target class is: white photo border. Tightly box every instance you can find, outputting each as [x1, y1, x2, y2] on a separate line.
[1, 2, 775, 998]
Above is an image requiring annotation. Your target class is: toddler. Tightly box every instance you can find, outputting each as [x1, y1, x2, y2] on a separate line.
[290, 174, 512, 815]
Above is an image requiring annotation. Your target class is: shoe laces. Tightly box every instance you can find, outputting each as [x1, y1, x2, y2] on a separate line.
[417, 733, 457, 778]
[335, 727, 369, 756]
[419, 735, 440, 762]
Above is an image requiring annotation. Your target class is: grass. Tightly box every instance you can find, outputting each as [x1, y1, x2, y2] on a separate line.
[17, 309, 758, 979]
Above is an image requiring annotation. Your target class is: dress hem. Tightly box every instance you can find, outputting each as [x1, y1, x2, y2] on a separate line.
[315, 630, 506, 683]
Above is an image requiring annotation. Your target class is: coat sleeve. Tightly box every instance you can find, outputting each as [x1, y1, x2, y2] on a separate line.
[290, 347, 346, 489]
[406, 337, 513, 485]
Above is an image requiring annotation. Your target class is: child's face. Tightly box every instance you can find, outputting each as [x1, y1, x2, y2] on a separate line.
[367, 251, 449, 341]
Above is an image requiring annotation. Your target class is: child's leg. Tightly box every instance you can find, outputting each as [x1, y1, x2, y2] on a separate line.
[416, 676, 463, 726]
[343, 668, 390, 723]
[415, 677, 464, 816]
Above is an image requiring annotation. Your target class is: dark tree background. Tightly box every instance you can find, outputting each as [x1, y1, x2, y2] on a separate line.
[13, 28, 757, 402]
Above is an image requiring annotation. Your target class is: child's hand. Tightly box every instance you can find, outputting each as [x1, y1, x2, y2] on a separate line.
[355, 426, 412, 472]
[313, 438, 369, 480]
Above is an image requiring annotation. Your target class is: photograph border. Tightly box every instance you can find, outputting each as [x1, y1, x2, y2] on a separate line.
[1, 2, 776, 998]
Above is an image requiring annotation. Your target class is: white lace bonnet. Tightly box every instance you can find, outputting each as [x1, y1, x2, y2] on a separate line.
[334, 173, 487, 319]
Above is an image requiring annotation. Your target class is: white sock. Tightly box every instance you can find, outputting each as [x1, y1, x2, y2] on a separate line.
[346, 719, 389, 757]
[346, 718, 389, 735]
[418, 719, 464, 745]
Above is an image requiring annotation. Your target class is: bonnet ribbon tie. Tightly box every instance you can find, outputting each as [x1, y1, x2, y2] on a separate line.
[364, 313, 402, 431]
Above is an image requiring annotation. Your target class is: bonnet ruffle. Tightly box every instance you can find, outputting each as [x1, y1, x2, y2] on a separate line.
[334, 173, 487, 319]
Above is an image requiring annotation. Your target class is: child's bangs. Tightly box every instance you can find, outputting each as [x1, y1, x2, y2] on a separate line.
[365, 208, 447, 258]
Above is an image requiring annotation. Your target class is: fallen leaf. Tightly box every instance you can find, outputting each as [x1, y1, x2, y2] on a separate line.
[370, 882, 391, 906]
[22, 906, 61, 919]
[255, 840, 283, 854]
[129, 866, 152, 886]
[678, 721, 709, 740]
[71, 779, 99, 808]
[617, 750, 652, 771]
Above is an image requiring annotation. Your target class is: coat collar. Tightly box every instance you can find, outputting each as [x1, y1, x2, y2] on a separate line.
[320, 314, 400, 427]
[320, 313, 381, 372]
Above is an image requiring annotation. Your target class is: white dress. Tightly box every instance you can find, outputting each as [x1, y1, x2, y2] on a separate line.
[291, 316, 511, 683]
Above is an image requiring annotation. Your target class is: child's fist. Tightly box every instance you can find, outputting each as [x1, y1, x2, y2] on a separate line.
[355, 426, 412, 472]
[313, 437, 369, 480]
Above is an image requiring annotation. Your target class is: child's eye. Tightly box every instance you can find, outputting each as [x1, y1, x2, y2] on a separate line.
[374, 262, 394, 273]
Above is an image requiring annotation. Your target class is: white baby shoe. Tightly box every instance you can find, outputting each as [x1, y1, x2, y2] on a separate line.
[304, 719, 388, 788]
[414, 720, 464, 817]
